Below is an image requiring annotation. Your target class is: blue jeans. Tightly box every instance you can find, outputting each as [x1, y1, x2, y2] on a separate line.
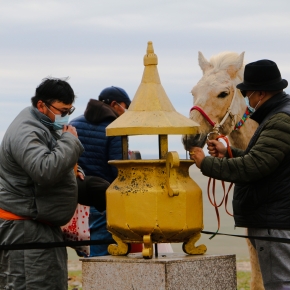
[89, 207, 112, 256]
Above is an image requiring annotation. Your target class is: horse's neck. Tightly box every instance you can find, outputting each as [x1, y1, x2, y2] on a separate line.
[228, 118, 258, 150]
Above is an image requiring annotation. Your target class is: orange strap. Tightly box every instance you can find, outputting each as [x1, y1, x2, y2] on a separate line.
[74, 164, 78, 176]
[0, 208, 30, 220]
[0, 208, 52, 226]
[207, 135, 233, 239]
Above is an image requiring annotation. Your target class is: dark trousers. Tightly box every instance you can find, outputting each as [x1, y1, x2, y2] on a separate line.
[249, 228, 290, 290]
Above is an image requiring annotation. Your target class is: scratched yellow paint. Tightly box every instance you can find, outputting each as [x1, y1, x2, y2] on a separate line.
[106, 158, 203, 242]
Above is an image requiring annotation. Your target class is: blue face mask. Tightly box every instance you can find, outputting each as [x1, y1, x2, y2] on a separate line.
[116, 102, 128, 112]
[52, 114, 70, 130]
[245, 96, 255, 114]
[244, 91, 256, 114]
[41, 105, 70, 130]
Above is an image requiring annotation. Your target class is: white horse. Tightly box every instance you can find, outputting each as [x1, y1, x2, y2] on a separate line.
[183, 51, 264, 290]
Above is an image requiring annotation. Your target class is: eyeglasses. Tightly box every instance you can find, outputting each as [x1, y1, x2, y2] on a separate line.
[45, 102, 75, 117]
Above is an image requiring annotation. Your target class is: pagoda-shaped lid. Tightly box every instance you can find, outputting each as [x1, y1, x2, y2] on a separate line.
[106, 41, 200, 136]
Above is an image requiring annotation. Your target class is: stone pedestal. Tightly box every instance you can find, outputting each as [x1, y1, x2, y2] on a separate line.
[81, 253, 236, 290]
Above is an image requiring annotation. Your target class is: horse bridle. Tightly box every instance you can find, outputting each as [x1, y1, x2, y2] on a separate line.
[189, 89, 239, 238]
[190, 87, 238, 140]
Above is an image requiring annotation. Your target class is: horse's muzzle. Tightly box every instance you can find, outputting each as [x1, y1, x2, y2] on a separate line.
[182, 134, 207, 150]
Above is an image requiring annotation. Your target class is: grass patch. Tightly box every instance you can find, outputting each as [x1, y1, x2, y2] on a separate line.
[237, 271, 251, 290]
[68, 270, 82, 290]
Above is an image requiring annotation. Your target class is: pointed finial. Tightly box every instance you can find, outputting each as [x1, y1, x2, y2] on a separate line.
[147, 41, 154, 54]
[144, 41, 158, 66]
[106, 41, 200, 136]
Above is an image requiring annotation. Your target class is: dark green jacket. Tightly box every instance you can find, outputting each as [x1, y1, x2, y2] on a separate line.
[201, 92, 290, 229]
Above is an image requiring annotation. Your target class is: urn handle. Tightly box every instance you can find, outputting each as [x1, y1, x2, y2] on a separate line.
[166, 151, 180, 197]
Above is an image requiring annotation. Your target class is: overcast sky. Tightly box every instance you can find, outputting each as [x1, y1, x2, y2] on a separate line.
[1, 0, 290, 156]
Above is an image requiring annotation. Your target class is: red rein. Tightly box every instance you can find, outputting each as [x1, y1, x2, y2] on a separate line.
[207, 135, 233, 239]
[190, 106, 233, 239]
[190, 105, 234, 238]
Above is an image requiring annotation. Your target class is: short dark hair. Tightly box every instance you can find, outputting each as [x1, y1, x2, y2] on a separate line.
[31, 77, 76, 107]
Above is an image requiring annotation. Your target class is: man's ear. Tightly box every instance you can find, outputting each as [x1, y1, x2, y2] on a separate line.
[36, 100, 45, 113]
[110, 101, 117, 107]
[260, 91, 267, 99]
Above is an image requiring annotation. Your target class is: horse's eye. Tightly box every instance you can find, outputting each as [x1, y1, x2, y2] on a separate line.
[217, 92, 228, 98]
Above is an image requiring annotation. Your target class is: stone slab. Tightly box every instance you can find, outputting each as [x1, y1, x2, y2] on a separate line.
[81, 253, 236, 290]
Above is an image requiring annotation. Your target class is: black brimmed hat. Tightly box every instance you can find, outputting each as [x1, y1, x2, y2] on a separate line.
[236, 59, 288, 91]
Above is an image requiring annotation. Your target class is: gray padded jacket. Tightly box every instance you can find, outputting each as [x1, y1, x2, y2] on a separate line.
[0, 106, 84, 226]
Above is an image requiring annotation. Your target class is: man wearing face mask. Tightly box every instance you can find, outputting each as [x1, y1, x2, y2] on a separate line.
[70, 86, 131, 256]
[0, 78, 84, 290]
[190, 60, 290, 289]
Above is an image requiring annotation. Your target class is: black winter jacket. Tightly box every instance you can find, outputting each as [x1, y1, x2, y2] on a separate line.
[201, 92, 290, 229]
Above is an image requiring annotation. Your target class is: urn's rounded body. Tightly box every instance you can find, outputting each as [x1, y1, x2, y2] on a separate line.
[106, 159, 203, 243]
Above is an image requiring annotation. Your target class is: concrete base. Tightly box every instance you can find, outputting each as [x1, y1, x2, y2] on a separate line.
[81, 253, 236, 290]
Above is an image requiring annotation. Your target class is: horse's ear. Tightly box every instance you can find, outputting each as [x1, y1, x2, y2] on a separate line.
[227, 52, 245, 79]
[198, 51, 212, 74]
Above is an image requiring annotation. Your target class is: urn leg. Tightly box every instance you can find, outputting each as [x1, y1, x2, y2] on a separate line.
[182, 232, 207, 255]
[108, 234, 130, 256]
[142, 234, 153, 259]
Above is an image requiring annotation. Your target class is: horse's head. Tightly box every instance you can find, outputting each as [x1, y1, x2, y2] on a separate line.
[183, 51, 246, 150]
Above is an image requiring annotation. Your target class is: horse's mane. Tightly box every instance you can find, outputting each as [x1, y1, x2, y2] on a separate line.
[209, 51, 244, 81]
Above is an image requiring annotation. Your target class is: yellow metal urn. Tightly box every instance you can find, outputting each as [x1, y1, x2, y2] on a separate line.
[106, 41, 206, 259]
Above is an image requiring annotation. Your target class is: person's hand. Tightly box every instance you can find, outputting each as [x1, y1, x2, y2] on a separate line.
[77, 171, 84, 181]
[189, 147, 205, 169]
[206, 140, 227, 158]
[63, 125, 78, 138]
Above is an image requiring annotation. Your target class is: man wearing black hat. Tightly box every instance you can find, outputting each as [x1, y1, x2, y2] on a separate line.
[190, 60, 290, 289]
[70, 86, 131, 256]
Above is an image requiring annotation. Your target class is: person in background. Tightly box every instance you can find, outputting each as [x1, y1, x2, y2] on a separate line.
[0, 78, 83, 290]
[190, 60, 290, 289]
[70, 86, 131, 256]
